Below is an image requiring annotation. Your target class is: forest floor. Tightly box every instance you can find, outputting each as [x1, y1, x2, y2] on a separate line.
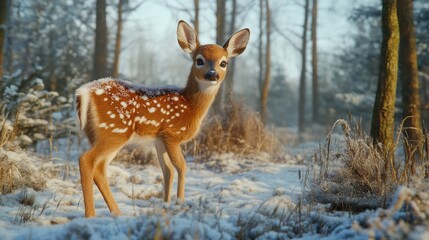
[1, 129, 429, 239]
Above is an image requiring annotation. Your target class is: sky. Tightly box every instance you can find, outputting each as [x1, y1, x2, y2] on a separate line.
[119, 0, 370, 86]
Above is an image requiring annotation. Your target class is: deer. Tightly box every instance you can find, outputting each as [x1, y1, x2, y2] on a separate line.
[75, 20, 250, 217]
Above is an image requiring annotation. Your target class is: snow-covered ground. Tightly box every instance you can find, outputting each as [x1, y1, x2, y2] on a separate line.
[1, 139, 429, 239]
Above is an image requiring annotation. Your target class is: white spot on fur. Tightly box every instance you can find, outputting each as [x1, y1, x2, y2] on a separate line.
[95, 89, 104, 95]
[149, 107, 156, 113]
[128, 120, 132, 126]
[172, 96, 179, 101]
[99, 123, 108, 128]
[180, 127, 187, 131]
[169, 124, 173, 128]
[121, 102, 127, 108]
[119, 114, 124, 119]
[109, 123, 115, 127]
[157, 103, 161, 107]
[146, 102, 151, 106]
[135, 116, 148, 124]
[110, 114, 116, 119]
[167, 105, 171, 109]
[112, 127, 128, 133]
[104, 98, 108, 101]
[107, 111, 112, 115]
[175, 113, 180, 117]
[142, 95, 148, 100]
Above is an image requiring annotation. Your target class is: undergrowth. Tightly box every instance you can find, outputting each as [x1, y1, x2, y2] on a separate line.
[186, 101, 282, 161]
[310, 118, 428, 212]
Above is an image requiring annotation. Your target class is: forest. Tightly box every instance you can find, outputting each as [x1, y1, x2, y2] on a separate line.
[1, 0, 429, 239]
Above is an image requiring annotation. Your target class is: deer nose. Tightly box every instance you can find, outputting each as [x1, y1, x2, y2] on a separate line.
[205, 70, 219, 81]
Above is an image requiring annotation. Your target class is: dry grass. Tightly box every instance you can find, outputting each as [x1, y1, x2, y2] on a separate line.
[113, 144, 157, 166]
[0, 152, 46, 194]
[186, 101, 282, 161]
[310, 118, 427, 212]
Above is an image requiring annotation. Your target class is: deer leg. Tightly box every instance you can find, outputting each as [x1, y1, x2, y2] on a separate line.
[93, 150, 121, 216]
[155, 140, 175, 203]
[164, 142, 187, 203]
[79, 148, 99, 218]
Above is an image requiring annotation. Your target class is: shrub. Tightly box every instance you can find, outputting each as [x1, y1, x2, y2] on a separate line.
[186, 101, 282, 161]
[310, 119, 425, 212]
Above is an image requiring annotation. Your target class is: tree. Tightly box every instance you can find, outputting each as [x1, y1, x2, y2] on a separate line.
[397, 0, 422, 165]
[112, 0, 123, 78]
[0, 0, 8, 83]
[311, 0, 319, 122]
[260, 0, 271, 124]
[258, 0, 264, 99]
[3, 0, 94, 96]
[225, 0, 237, 105]
[193, 0, 199, 34]
[212, 0, 226, 111]
[93, 0, 108, 80]
[370, 0, 399, 154]
[299, 0, 310, 133]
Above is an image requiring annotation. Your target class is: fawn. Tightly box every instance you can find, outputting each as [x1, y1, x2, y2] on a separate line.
[75, 20, 250, 217]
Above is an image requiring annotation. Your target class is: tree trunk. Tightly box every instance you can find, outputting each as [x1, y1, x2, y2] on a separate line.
[370, 0, 399, 154]
[299, 0, 309, 133]
[112, 0, 123, 78]
[311, 0, 319, 122]
[213, 0, 226, 111]
[397, 0, 422, 168]
[258, 0, 264, 99]
[0, 0, 8, 83]
[93, 0, 108, 80]
[193, 0, 199, 35]
[260, 0, 271, 124]
[225, 0, 237, 105]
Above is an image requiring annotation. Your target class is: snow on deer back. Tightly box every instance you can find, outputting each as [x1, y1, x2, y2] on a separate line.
[75, 78, 198, 144]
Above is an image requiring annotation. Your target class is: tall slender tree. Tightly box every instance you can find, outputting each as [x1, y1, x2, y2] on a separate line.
[0, 0, 8, 83]
[299, 0, 310, 133]
[311, 0, 319, 122]
[225, 0, 237, 105]
[260, 0, 271, 124]
[193, 0, 199, 34]
[93, 0, 108, 80]
[397, 0, 422, 165]
[258, 0, 264, 98]
[370, 0, 399, 154]
[213, 0, 226, 111]
[112, 0, 123, 78]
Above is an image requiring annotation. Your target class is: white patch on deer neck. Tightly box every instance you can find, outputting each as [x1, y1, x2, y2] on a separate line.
[196, 77, 220, 94]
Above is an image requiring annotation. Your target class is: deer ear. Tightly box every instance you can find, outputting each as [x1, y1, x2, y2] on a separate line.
[177, 20, 199, 53]
[223, 28, 250, 58]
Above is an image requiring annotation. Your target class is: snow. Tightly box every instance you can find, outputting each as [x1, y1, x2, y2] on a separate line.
[1, 139, 429, 239]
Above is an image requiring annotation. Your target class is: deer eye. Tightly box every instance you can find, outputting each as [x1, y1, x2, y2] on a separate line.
[220, 61, 228, 68]
[196, 58, 205, 66]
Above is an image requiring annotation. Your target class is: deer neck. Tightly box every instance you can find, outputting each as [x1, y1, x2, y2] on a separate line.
[182, 73, 220, 120]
